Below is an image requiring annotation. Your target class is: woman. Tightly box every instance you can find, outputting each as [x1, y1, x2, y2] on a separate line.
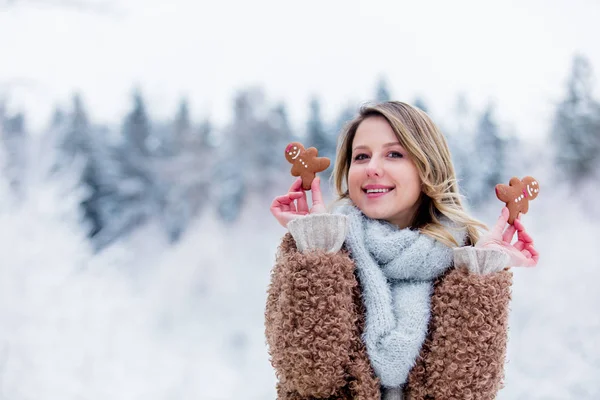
[266, 101, 539, 400]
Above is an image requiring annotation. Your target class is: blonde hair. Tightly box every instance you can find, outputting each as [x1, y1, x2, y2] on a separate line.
[331, 101, 487, 247]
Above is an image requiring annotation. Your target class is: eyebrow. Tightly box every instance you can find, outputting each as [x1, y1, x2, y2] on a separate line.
[352, 142, 403, 152]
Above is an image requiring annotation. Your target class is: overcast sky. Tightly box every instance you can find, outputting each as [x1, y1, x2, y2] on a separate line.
[1, 0, 599, 140]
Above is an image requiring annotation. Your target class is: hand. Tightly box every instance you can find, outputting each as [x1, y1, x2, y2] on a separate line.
[475, 207, 540, 267]
[270, 177, 327, 228]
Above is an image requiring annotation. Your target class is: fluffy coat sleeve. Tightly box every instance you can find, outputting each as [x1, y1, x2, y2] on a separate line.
[405, 260, 513, 400]
[265, 232, 380, 400]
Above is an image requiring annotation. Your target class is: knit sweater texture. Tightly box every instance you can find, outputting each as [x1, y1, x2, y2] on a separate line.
[332, 205, 469, 388]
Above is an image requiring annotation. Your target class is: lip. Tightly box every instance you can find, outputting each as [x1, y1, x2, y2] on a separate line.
[365, 191, 392, 199]
[362, 184, 395, 190]
[363, 186, 395, 199]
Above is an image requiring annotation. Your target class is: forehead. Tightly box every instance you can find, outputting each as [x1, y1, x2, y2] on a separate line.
[353, 116, 400, 147]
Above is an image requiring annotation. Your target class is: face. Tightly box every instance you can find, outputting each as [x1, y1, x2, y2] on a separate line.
[285, 142, 303, 163]
[348, 116, 422, 228]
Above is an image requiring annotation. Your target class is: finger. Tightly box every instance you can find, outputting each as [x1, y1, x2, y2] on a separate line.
[269, 202, 287, 219]
[514, 220, 534, 245]
[296, 189, 309, 213]
[491, 207, 509, 238]
[514, 241, 526, 251]
[502, 223, 517, 244]
[270, 193, 302, 214]
[289, 191, 304, 200]
[526, 244, 540, 264]
[272, 193, 302, 207]
[270, 196, 288, 213]
[522, 250, 538, 267]
[311, 177, 324, 207]
[290, 191, 305, 213]
[515, 242, 539, 267]
[519, 230, 534, 245]
[288, 177, 304, 193]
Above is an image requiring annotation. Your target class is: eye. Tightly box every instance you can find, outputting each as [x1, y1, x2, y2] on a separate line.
[388, 151, 403, 158]
[353, 153, 369, 161]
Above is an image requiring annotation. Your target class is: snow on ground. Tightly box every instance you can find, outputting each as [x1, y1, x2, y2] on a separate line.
[1, 177, 599, 399]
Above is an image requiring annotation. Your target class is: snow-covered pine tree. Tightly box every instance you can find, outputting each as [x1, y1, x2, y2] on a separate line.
[0, 106, 11, 210]
[306, 97, 328, 150]
[0, 107, 27, 197]
[551, 54, 600, 184]
[330, 102, 360, 188]
[213, 89, 257, 222]
[72, 90, 160, 250]
[54, 94, 106, 238]
[264, 101, 294, 191]
[334, 103, 357, 137]
[306, 97, 335, 181]
[214, 89, 295, 222]
[444, 94, 476, 207]
[173, 98, 191, 151]
[271, 102, 293, 144]
[375, 76, 391, 102]
[413, 96, 429, 112]
[198, 118, 213, 148]
[0, 99, 93, 321]
[467, 102, 506, 207]
[123, 89, 152, 156]
[254, 102, 293, 197]
[152, 99, 212, 242]
[49, 95, 117, 247]
[0, 105, 125, 397]
[154, 97, 192, 157]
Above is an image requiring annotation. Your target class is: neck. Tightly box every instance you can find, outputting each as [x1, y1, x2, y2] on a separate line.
[386, 203, 421, 230]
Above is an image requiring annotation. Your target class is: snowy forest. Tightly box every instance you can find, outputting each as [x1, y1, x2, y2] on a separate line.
[1, 52, 599, 399]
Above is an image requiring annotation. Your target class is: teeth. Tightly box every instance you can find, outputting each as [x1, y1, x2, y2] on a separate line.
[366, 188, 391, 193]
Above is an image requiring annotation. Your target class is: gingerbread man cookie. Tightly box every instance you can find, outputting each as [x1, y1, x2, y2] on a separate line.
[495, 176, 540, 224]
[285, 142, 331, 190]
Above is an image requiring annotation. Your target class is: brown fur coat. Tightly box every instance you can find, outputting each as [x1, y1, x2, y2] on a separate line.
[265, 233, 512, 400]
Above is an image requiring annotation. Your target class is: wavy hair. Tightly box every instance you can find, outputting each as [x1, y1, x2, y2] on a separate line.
[331, 101, 487, 246]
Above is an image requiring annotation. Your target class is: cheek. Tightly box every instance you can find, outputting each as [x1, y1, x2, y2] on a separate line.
[347, 167, 362, 196]
[348, 166, 362, 183]
[407, 171, 422, 198]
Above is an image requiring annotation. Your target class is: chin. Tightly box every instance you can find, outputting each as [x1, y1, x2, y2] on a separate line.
[361, 205, 391, 221]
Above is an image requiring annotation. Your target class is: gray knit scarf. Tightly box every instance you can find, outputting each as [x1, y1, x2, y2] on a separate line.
[333, 204, 467, 389]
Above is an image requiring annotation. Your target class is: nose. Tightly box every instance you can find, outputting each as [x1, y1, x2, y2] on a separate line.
[366, 158, 383, 178]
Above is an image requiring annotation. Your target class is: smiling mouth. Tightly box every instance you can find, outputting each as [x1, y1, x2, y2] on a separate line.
[363, 188, 394, 194]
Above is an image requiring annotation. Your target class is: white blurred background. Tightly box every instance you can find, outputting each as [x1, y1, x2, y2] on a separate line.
[1, 1, 599, 399]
